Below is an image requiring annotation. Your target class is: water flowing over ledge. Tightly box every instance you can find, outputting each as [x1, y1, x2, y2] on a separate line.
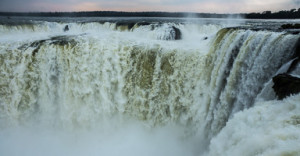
[0, 18, 300, 156]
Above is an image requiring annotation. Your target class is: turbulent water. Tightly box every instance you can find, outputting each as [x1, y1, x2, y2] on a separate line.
[0, 17, 300, 156]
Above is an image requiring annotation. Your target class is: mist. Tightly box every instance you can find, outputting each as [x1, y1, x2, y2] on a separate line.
[0, 120, 202, 156]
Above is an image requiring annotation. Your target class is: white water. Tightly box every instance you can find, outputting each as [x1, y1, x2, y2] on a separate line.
[208, 94, 300, 156]
[0, 19, 299, 156]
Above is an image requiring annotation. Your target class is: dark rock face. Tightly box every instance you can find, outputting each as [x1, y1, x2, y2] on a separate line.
[64, 25, 69, 32]
[281, 24, 300, 29]
[136, 22, 151, 26]
[172, 26, 181, 40]
[160, 26, 181, 40]
[116, 22, 135, 30]
[294, 38, 300, 58]
[50, 35, 77, 46]
[272, 73, 300, 100]
[287, 58, 300, 73]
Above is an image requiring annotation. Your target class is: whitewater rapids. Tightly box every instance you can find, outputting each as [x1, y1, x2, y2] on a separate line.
[0, 17, 299, 156]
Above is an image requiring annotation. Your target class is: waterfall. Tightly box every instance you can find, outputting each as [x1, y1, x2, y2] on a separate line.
[203, 28, 298, 137]
[0, 20, 299, 156]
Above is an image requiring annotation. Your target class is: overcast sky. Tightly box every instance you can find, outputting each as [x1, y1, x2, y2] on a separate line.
[0, 0, 299, 13]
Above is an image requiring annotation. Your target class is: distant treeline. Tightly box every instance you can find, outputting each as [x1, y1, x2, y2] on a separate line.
[243, 8, 300, 19]
[0, 8, 299, 19]
[0, 11, 239, 18]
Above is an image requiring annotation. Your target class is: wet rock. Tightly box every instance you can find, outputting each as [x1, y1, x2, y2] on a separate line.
[50, 35, 77, 46]
[272, 73, 300, 100]
[159, 26, 181, 40]
[63, 25, 69, 32]
[287, 58, 300, 73]
[18, 40, 46, 56]
[116, 22, 135, 31]
[287, 38, 300, 73]
[136, 22, 151, 26]
[30, 40, 46, 48]
[172, 26, 181, 40]
[281, 24, 300, 29]
[294, 38, 300, 58]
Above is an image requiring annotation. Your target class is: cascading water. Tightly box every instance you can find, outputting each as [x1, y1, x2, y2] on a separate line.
[0, 18, 299, 156]
[203, 28, 298, 137]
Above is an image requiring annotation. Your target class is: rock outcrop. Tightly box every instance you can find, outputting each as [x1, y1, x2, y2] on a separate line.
[272, 73, 300, 100]
[116, 22, 135, 31]
[63, 25, 69, 32]
[172, 26, 181, 40]
[158, 26, 181, 40]
[281, 24, 300, 29]
[287, 58, 300, 73]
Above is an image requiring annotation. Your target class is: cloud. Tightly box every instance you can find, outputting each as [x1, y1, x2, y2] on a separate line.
[0, 0, 299, 13]
[71, 2, 102, 11]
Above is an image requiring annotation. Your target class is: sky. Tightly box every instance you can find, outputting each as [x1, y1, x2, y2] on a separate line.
[0, 0, 299, 13]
